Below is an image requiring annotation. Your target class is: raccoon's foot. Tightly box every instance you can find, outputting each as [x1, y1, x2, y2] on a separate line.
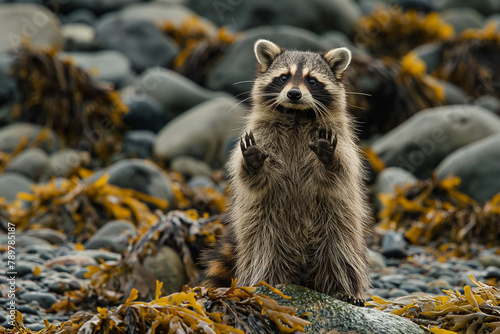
[309, 126, 337, 166]
[241, 131, 268, 170]
[333, 292, 365, 307]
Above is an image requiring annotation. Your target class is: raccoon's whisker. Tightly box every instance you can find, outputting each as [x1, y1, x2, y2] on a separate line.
[345, 92, 371, 96]
[232, 80, 256, 85]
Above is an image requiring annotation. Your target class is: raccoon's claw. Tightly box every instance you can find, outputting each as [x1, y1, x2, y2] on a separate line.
[309, 126, 337, 166]
[241, 131, 268, 170]
[334, 292, 365, 307]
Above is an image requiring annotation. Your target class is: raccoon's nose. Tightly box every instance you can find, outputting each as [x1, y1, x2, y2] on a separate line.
[287, 88, 302, 101]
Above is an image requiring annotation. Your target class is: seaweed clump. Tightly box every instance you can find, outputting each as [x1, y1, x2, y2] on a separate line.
[5, 172, 167, 242]
[433, 23, 500, 100]
[369, 275, 500, 334]
[355, 7, 454, 58]
[162, 16, 237, 85]
[378, 175, 500, 249]
[345, 53, 444, 137]
[5, 281, 310, 334]
[10, 45, 128, 160]
[83, 210, 226, 301]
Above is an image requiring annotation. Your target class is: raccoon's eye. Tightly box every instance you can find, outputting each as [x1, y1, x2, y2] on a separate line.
[280, 75, 288, 82]
[308, 78, 317, 86]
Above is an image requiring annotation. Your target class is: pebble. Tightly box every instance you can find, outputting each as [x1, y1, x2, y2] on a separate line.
[381, 232, 408, 259]
[0, 123, 60, 154]
[0, 172, 34, 202]
[5, 148, 49, 181]
[171, 156, 214, 178]
[21, 292, 58, 309]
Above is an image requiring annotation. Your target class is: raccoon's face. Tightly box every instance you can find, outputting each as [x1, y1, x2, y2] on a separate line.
[251, 39, 351, 117]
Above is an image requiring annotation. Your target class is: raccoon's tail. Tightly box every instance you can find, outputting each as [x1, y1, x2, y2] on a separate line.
[192, 227, 237, 288]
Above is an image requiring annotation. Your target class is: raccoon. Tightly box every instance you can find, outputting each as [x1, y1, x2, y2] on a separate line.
[195, 39, 370, 305]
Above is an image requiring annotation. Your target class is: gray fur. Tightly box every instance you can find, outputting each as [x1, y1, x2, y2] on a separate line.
[227, 41, 371, 301]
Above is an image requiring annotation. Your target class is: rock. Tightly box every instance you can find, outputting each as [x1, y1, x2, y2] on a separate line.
[44, 149, 89, 179]
[94, 15, 178, 72]
[368, 250, 387, 272]
[478, 253, 500, 268]
[143, 246, 188, 296]
[48, 280, 81, 294]
[436, 133, 500, 203]
[257, 284, 430, 333]
[475, 95, 500, 114]
[0, 4, 64, 53]
[77, 250, 121, 262]
[117, 3, 216, 32]
[20, 292, 58, 309]
[61, 23, 98, 51]
[374, 167, 417, 209]
[413, 42, 443, 74]
[390, 288, 410, 298]
[154, 97, 247, 167]
[5, 148, 49, 181]
[84, 220, 136, 252]
[16, 261, 37, 277]
[121, 67, 225, 118]
[372, 105, 500, 179]
[88, 159, 175, 207]
[122, 130, 156, 159]
[438, 0, 495, 17]
[485, 266, 500, 280]
[45, 254, 97, 268]
[122, 95, 166, 132]
[62, 9, 96, 26]
[24, 229, 67, 245]
[381, 232, 408, 259]
[0, 172, 34, 202]
[206, 25, 331, 97]
[439, 80, 472, 105]
[62, 50, 134, 88]
[187, 176, 217, 189]
[487, 14, 500, 27]
[170, 156, 213, 178]
[400, 279, 427, 293]
[187, 0, 362, 37]
[441, 8, 485, 33]
[0, 123, 59, 153]
[59, 0, 138, 15]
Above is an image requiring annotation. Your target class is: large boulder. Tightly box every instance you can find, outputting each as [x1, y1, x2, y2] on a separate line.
[206, 25, 331, 97]
[436, 133, 500, 203]
[121, 67, 226, 120]
[154, 97, 246, 167]
[258, 284, 430, 334]
[372, 105, 500, 179]
[0, 4, 64, 53]
[186, 0, 362, 37]
[94, 15, 178, 72]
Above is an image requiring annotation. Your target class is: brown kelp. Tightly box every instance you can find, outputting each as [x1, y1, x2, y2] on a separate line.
[4, 172, 167, 242]
[4, 280, 310, 334]
[84, 210, 226, 300]
[378, 175, 500, 248]
[345, 53, 444, 137]
[10, 45, 128, 160]
[433, 23, 500, 100]
[355, 7, 454, 58]
[369, 275, 500, 334]
[162, 16, 237, 85]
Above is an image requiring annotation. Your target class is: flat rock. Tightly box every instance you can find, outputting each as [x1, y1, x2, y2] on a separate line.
[0, 3, 64, 53]
[0, 123, 59, 153]
[436, 133, 500, 203]
[258, 284, 430, 334]
[206, 25, 331, 97]
[5, 148, 49, 181]
[154, 97, 247, 167]
[0, 172, 34, 202]
[372, 105, 500, 178]
[88, 159, 175, 208]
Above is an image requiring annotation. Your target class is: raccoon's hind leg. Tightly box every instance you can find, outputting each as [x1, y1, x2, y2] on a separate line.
[192, 228, 237, 288]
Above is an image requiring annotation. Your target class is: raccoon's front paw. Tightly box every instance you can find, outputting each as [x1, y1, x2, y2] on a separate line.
[334, 292, 365, 307]
[240, 131, 268, 170]
[309, 126, 337, 166]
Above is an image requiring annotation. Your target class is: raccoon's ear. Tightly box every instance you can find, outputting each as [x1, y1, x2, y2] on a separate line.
[322, 47, 352, 78]
[254, 39, 281, 72]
